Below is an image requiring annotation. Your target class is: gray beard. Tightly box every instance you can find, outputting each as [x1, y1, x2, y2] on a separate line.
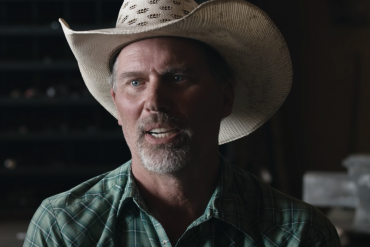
[136, 113, 192, 174]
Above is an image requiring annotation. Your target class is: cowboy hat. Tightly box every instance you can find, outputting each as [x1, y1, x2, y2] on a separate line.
[59, 0, 292, 145]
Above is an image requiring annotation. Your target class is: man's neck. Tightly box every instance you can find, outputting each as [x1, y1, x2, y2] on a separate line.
[131, 153, 220, 245]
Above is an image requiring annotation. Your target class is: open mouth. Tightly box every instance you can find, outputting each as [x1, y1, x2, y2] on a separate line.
[146, 128, 179, 138]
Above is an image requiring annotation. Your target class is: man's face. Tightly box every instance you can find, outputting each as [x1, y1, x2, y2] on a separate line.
[111, 37, 233, 174]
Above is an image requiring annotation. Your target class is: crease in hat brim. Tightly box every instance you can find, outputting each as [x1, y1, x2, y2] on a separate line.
[59, 0, 292, 145]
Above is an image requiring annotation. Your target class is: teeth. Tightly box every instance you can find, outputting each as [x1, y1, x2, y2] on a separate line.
[150, 128, 171, 133]
[148, 128, 177, 138]
[150, 132, 175, 138]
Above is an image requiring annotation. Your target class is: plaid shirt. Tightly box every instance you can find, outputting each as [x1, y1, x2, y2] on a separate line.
[24, 158, 340, 247]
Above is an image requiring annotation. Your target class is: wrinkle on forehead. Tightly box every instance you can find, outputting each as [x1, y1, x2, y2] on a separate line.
[116, 37, 207, 78]
[118, 37, 206, 61]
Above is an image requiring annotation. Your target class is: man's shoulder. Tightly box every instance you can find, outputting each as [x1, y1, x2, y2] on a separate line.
[228, 165, 339, 244]
[24, 161, 132, 247]
[47, 161, 131, 209]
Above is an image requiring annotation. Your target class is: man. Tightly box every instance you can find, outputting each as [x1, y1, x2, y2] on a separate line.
[24, 0, 340, 246]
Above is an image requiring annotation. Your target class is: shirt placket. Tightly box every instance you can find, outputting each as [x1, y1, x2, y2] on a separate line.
[140, 210, 170, 247]
[174, 214, 214, 247]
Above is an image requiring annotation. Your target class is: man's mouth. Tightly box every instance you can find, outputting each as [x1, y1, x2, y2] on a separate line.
[146, 128, 179, 138]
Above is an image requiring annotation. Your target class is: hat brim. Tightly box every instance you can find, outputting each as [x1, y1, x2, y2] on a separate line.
[60, 0, 292, 145]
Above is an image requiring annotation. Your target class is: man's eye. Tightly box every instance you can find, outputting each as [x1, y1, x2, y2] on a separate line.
[174, 75, 183, 82]
[131, 80, 140, 87]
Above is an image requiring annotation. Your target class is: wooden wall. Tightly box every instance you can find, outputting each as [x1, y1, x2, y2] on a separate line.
[231, 0, 370, 198]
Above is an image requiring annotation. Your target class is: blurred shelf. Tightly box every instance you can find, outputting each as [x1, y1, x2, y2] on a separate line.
[0, 0, 129, 224]
[0, 210, 36, 221]
[0, 166, 117, 176]
[0, 132, 123, 141]
[0, 25, 114, 36]
[1, 0, 120, 2]
[0, 61, 78, 71]
[0, 26, 64, 36]
[0, 98, 97, 107]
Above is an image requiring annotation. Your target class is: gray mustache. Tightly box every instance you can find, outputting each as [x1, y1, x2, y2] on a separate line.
[137, 113, 188, 134]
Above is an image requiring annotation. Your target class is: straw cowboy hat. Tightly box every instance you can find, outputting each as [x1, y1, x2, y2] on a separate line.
[59, 0, 292, 144]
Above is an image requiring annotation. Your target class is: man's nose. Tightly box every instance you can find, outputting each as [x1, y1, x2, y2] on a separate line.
[144, 77, 171, 113]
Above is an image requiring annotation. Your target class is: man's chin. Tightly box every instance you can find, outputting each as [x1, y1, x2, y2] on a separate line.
[136, 125, 192, 174]
[138, 146, 191, 174]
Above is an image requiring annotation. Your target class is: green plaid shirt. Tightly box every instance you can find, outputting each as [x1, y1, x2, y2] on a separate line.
[24, 158, 340, 247]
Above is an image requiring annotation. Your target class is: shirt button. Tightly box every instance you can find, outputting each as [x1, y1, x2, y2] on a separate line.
[162, 240, 167, 245]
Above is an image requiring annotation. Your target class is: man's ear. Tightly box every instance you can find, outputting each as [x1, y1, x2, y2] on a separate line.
[110, 87, 115, 99]
[221, 80, 235, 118]
[110, 88, 123, 126]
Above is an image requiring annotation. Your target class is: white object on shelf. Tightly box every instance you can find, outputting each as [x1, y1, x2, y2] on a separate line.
[343, 154, 370, 234]
[303, 172, 357, 208]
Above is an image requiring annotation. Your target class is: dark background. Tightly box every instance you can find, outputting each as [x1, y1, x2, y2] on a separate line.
[0, 0, 369, 235]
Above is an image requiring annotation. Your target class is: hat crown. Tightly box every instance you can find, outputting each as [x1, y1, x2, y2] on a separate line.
[116, 0, 198, 27]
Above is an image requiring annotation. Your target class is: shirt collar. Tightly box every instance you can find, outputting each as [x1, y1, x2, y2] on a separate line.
[117, 156, 258, 234]
[117, 161, 149, 215]
[206, 156, 259, 233]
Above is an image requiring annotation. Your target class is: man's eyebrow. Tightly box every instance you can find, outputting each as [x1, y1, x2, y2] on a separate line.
[118, 71, 145, 81]
[117, 66, 195, 81]
[163, 66, 194, 74]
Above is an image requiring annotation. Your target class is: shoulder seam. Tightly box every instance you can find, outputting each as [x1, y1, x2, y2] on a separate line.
[49, 166, 129, 209]
[47, 197, 65, 244]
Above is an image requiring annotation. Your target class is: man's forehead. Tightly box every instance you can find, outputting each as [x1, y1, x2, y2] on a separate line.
[117, 37, 205, 60]
[109, 37, 209, 74]
[121, 36, 203, 50]
[116, 37, 206, 72]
